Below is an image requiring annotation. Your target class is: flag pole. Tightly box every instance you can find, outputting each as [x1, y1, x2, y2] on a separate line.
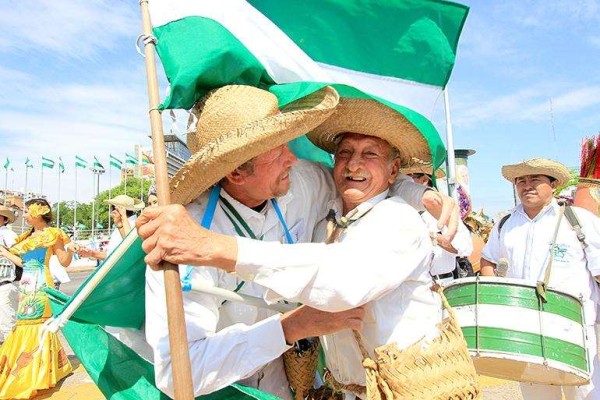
[74, 164, 78, 237]
[40, 159, 44, 196]
[23, 165, 28, 231]
[108, 165, 112, 230]
[4, 166, 7, 206]
[57, 164, 61, 228]
[91, 168, 96, 241]
[139, 2, 194, 399]
[443, 88, 457, 198]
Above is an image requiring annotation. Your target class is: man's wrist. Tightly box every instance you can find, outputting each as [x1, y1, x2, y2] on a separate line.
[116, 223, 123, 229]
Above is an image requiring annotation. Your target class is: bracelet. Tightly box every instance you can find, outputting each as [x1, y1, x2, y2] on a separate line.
[116, 224, 123, 229]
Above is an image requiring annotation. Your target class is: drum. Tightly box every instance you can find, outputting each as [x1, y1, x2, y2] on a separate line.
[444, 276, 590, 386]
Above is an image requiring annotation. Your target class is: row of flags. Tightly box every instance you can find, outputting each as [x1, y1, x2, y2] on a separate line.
[2, 153, 153, 173]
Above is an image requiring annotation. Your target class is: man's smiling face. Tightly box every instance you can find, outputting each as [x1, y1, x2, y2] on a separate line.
[333, 132, 400, 214]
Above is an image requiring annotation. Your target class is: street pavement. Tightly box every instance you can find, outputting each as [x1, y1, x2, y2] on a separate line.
[33, 265, 526, 399]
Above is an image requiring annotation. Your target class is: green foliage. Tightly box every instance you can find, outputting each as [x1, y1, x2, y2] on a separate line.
[555, 167, 580, 194]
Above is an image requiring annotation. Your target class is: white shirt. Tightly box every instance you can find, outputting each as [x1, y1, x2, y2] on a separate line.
[107, 216, 137, 254]
[0, 225, 17, 248]
[49, 255, 70, 284]
[482, 199, 600, 324]
[145, 160, 428, 398]
[421, 211, 473, 276]
[234, 191, 442, 397]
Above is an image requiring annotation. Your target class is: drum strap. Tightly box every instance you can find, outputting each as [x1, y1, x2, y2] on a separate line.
[536, 203, 567, 302]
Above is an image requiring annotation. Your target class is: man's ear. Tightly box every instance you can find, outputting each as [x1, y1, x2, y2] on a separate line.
[388, 158, 401, 183]
[550, 179, 559, 190]
[224, 168, 247, 186]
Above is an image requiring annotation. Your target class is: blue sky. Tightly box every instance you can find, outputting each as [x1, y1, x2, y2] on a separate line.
[0, 1, 599, 218]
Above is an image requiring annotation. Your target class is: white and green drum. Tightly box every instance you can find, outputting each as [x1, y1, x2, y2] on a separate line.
[444, 276, 590, 385]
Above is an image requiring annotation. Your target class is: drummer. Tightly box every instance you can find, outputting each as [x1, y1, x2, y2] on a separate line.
[481, 158, 600, 399]
[404, 159, 473, 284]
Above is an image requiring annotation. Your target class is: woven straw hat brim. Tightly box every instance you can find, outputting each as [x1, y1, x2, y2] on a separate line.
[170, 86, 339, 205]
[501, 158, 571, 187]
[104, 196, 145, 211]
[578, 177, 600, 188]
[0, 207, 16, 224]
[401, 165, 446, 178]
[307, 98, 430, 165]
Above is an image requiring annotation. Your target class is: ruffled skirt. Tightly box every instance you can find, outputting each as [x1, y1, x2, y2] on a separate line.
[0, 321, 72, 399]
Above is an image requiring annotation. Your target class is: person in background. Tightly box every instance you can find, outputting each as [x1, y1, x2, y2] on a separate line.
[0, 198, 75, 398]
[147, 184, 159, 208]
[0, 206, 18, 344]
[404, 160, 473, 283]
[481, 158, 600, 400]
[76, 195, 144, 261]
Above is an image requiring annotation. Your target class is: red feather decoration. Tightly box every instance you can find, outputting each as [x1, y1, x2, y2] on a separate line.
[580, 134, 600, 179]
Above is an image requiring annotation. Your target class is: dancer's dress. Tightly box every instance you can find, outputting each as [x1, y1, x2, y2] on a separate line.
[0, 228, 72, 399]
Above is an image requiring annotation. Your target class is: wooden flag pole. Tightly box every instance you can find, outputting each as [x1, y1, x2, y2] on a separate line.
[139, 2, 194, 399]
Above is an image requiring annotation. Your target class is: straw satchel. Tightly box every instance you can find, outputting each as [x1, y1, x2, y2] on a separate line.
[283, 337, 321, 400]
[326, 285, 480, 400]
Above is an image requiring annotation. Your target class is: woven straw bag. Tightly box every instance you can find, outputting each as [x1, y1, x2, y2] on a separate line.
[283, 337, 321, 400]
[326, 285, 480, 399]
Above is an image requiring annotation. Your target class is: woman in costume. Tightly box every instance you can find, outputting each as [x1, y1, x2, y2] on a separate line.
[0, 198, 74, 399]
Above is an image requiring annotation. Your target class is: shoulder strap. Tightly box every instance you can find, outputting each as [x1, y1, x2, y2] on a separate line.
[564, 205, 587, 249]
[497, 213, 512, 236]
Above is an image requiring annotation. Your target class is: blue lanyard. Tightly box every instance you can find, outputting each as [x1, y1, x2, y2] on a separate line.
[181, 185, 294, 291]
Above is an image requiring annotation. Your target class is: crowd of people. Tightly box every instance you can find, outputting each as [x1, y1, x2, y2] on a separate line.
[0, 84, 599, 400]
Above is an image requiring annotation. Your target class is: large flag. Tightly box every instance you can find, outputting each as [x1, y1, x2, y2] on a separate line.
[42, 156, 55, 169]
[3, 158, 9, 169]
[147, 0, 468, 168]
[141, 151, 153, 165]
[25, 158, 33, 169]
[59, 157, 65, 173]
[125, 153, 138, 166]
[148, 0, 468, 118]
[110, 154, 123, 170]
[46, 233, 278, 400]
[75, 155, 88, 169]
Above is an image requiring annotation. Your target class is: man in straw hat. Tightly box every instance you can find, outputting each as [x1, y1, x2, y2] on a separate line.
[403, 159, 473, 284]
[481, 158, 600, 399]
[0, 206, 18, 344]
[77, 194, 144, 261]
[139, 93, 468, 398]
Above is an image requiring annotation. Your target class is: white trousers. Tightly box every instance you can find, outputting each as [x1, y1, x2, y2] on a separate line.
[0, 282, 18, 342]
[520, 325, 600, 400]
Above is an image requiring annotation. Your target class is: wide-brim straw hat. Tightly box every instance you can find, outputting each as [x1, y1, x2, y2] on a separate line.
[306, 98, 430, 164]
[104, 195, 145, 211]
[401, 158, 446, 179]
[0, 206, 16, 224]
[501, 158, 571, 187]
[170, 85, 339, 205]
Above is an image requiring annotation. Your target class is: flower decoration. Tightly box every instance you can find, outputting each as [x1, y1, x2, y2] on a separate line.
[28, 204, 51, 218]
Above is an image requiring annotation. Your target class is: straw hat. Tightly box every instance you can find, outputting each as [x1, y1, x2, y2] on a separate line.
[170, 85, 339, 205]
[401, 158, 446, 179]
[104, 195, 145, 211]
[501, 158, 571, 187]
[0, 206, 16, 224]
[306, 98, 430, 164]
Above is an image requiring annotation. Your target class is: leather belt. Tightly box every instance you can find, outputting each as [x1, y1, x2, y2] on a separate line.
[432, 272, 454, 280]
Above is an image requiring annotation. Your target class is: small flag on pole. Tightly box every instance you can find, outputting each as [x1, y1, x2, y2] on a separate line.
[75, 155, 88, 169]
[25, 158, 34, 169]
[125, 153, 138, 165]
[141, 152, 153, 165]
[93, 156, 105, 172]
[3, 158, 9, 169]
[109, 155, 123, 170]
[42, 156, 55, 169]
[59, 157, 65, 173]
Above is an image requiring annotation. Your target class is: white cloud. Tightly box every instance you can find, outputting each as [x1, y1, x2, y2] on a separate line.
[0, 0, 137, 59]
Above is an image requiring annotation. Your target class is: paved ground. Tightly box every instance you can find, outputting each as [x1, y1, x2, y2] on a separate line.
[32, 265, 527, 399]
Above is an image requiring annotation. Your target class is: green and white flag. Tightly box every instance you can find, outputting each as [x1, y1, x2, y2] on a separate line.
[59, 157, 65, 173]
[125, 153, 138, 166]
[75, 155, 88, 169]
[148, 0, 468, 118]
[3, 158, 9, 169]
[110, 154, 123, 170]
[93, 156, 105, 171]
[42, 156, 55, 169]
[25, 158, 33, 169]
